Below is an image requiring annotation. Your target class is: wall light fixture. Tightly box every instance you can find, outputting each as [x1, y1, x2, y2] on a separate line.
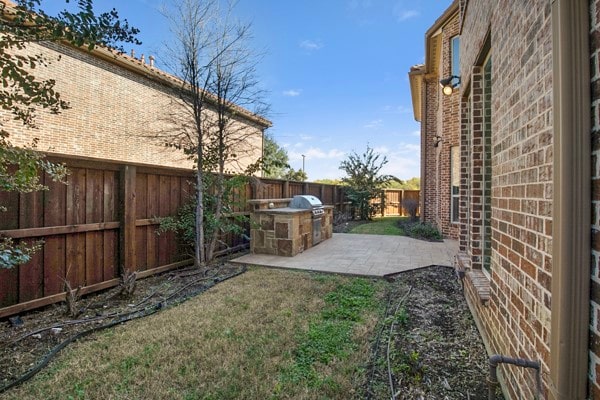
[440, 75, 461, 96]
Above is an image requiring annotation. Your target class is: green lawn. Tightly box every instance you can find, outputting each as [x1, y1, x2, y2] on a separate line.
[5, 268, 386, 400]
[348, 217, 406, 236]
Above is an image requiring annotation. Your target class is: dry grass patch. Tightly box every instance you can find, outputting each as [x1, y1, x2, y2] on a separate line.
[5, 267, 385, 400]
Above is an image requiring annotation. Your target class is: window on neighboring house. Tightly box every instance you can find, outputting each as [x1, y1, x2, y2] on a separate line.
[451, 146, 460, 223]
[451, 36, 460, 82]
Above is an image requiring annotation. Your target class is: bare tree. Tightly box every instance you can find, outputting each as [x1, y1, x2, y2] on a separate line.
[159, 0, 269, 267]
[203, 7, 268, 260]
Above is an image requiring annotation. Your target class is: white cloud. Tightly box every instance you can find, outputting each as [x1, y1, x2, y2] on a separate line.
[373, 146, 389, 154]
[364, 119, 383, 129]
[383, 105, 412, 114]
[395, 143, 420, 154]
[411, 130, 421, 137]
[283, 89, 302, 97]
[300, 134, 314, 141]
[299, 40, 324, 51]
[289, 147, 346, 161]
[379, 142, 421, 178]
[393, 7, 419, 22]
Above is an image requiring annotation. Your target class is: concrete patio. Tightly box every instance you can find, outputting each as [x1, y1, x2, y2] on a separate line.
[231, 233, 458, 277]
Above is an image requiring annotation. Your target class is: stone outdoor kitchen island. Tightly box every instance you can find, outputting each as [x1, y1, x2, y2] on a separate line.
[248, 197, 333, 257]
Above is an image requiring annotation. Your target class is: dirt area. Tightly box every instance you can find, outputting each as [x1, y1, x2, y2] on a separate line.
[362, 265, 500, 399]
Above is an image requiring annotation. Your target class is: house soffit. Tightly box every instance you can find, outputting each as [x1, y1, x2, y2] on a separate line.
[424, 0, 459, 77]
[408, 65, 425, 121]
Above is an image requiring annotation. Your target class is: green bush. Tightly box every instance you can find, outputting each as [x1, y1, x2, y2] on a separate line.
[405, 222, 443, 241]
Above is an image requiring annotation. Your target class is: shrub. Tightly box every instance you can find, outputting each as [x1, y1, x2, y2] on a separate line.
[339, 146, 395, 221]
[405, 222, 443, 241]
[402, 198, 419, 221]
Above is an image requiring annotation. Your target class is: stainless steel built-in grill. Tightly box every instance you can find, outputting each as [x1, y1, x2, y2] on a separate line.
[289, 195, 324, 217]
[289, 195, 325, 244]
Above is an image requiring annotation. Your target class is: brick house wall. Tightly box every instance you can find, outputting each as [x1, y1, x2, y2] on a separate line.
[3, 40, 268, 172]
[457, 1, 554, 398]
[418, 5, 460, 240]
[590, 0, 600, 396]
[438, 15, 461, 239]
[421, 76, 439, 225]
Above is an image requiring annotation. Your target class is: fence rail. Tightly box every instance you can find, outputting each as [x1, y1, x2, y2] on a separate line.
[0, 154, 419, 316]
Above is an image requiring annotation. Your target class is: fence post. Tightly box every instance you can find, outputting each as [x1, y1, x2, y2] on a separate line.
[333, 184, 338, 208]
[400, 190, 405, 217]
[303, 182, 309, 195]
[119, 165, 136, 273]
[283, 180, 289, 198]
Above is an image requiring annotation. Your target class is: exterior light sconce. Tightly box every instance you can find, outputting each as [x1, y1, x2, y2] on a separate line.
[440, 75, 461, 96]
[433, 135, 442, 147]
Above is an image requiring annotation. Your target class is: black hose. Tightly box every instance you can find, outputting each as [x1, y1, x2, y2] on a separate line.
[364, 285, 394, 400]
[0, 265, 246, 394]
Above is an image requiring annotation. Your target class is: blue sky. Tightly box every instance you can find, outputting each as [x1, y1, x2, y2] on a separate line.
[44, 0, 452, 181]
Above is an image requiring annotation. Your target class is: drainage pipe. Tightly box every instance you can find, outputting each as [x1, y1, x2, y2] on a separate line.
[550, 1, 591, 399]
[488, 355, 541, 400]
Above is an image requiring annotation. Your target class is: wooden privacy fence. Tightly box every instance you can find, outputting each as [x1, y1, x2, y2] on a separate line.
[376, 189, 420, 217]
[0, 156, 199, 317]
[4, 154, 403, 316]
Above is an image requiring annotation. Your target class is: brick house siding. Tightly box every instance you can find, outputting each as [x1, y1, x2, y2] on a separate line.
[411, 2, 460, 240]
[411, 0, 600, 398]
[458, 1, 554, 398]
[421, 75, 439, 225]
[3, 39, 269, 172]
[590, 0, 600, 397]
[438, 15, 461, 240]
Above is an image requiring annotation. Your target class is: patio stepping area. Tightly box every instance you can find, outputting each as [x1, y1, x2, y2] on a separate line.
[231, 233, 459, 277]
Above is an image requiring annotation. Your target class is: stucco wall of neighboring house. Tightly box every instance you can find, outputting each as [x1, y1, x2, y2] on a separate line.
[420, 10, 460, 240]
[458, 1, 553, 398]
[590, 0, 600, 396]
[3, 41, 266, 172]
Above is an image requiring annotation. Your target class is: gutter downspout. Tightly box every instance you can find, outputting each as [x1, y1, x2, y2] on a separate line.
[550, 1, 591, 399]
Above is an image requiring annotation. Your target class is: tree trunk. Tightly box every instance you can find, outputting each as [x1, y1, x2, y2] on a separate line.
[195, 152, 205, 268]
[207, 154, 225, 262]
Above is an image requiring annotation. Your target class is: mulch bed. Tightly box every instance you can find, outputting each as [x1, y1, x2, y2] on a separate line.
[362, 265, 501, 399]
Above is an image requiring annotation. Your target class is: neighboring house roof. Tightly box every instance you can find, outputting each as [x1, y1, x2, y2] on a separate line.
[0, 0, 272, 129]
[407, 0, 459, 122]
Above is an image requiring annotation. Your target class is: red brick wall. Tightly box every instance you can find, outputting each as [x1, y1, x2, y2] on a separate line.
[438, 16, 461, 239]
[421, 76, 439, 225]
[590, 0, 600, 397]
[420, 12, 460, 240]
[459, 0, 553, 398]
[3, 42, 265, 171]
